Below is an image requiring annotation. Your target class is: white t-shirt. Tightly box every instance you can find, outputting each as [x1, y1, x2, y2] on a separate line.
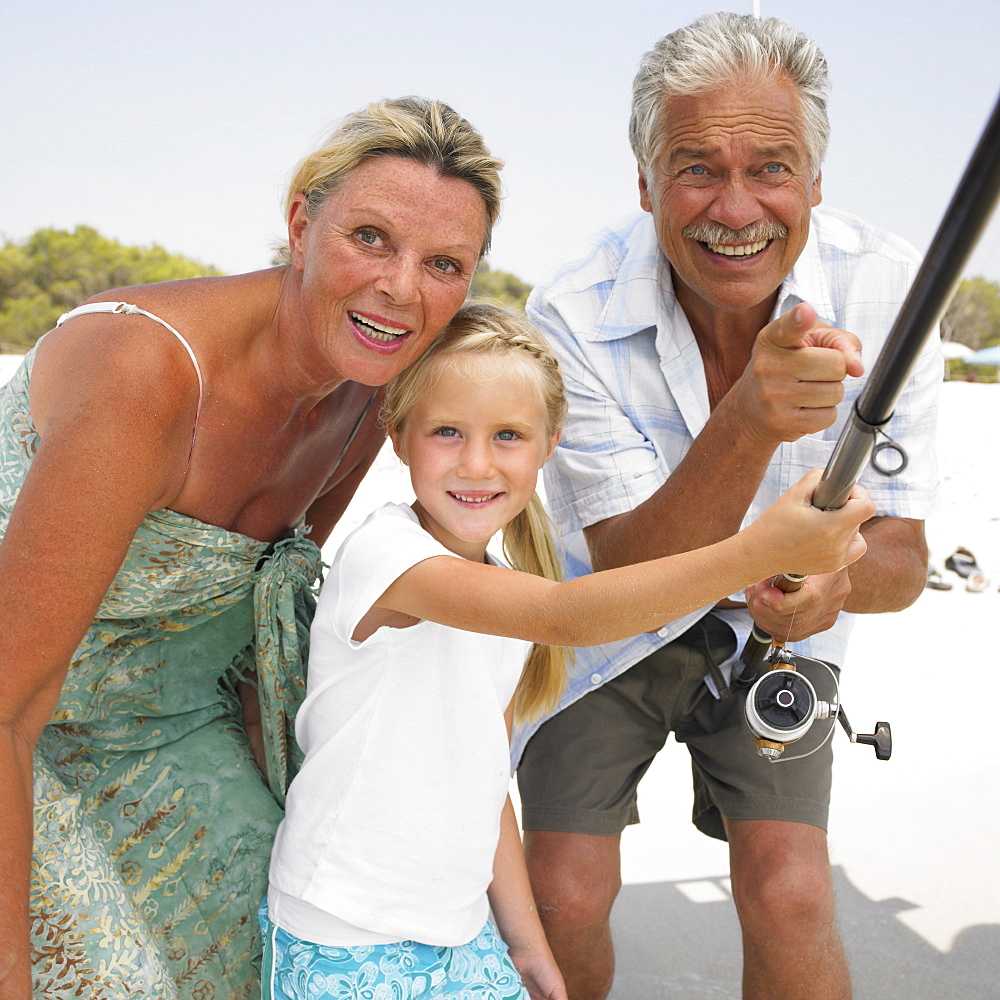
[268, 503, 531, 946]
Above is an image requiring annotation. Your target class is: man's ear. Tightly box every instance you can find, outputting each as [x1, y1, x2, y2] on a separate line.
[811, 170, 823, 208]
[638, 164, 653, 213]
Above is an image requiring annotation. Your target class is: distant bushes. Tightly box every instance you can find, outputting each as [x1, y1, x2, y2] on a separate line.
[0, 227, 221, 351]
[0, 225, 535, 353]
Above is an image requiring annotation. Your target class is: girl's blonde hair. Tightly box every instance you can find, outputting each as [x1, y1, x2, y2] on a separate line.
[382, 301, 570, 721]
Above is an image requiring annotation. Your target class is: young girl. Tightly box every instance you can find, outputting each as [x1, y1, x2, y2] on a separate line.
[262, 302, 873, 1000]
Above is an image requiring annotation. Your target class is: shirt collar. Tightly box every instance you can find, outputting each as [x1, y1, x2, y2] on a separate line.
[770, 212, 836, 325]
[586, 213, 665, 342]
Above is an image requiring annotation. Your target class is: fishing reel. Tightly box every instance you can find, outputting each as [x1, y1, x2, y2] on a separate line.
[741, 642, 892, 763]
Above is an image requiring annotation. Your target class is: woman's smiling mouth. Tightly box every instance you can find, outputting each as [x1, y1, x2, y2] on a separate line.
[349, 311, 411, 343]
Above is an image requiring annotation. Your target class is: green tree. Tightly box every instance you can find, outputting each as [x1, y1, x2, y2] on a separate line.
[941, 276, 1000, 352]
[470, 261, 532, 311]
[0, 227, 222, 351]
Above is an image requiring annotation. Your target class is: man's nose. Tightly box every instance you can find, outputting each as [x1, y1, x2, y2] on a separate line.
[707, 174, 762, 232]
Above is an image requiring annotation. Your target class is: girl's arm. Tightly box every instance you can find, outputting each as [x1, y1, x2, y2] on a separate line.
[376, 470, 874, 648]
[487, 704, 567, 1000]
[0, 318, 199, 999]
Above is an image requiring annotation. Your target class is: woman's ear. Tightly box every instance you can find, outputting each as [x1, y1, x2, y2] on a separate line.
[287, 193, 309, 271]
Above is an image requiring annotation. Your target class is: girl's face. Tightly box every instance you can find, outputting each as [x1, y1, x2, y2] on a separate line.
[389, 354, 560, 562]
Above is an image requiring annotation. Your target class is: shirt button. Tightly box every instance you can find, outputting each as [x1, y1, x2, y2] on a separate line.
[590, 673, 602, 684]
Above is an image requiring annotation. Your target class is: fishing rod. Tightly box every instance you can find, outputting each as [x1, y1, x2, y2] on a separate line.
[739, 92, 1000, 761]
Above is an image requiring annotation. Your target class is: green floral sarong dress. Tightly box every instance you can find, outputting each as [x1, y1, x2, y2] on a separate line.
[1, 348, 323, 999]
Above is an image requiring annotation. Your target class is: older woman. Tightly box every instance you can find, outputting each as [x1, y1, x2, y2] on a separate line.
[0, 97, 502, 999]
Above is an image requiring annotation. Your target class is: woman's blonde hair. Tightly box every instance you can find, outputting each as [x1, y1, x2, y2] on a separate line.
[382, 301, 571, 721]
[278, 96, 503, 262]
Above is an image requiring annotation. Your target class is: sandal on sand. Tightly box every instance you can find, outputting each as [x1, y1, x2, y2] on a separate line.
[945, 547, 990, 592]
[945, 547, 979, 578]
[926, 565, 953, 591]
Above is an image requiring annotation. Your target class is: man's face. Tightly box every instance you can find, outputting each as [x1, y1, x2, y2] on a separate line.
[640, 74, 822, 321]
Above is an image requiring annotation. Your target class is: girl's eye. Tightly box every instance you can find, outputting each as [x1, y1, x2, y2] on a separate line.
[496, 429, 519, 441]
[435, 426, 459, 438]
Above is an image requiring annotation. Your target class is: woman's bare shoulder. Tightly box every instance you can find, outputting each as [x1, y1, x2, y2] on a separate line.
[80, 268, 286, 336]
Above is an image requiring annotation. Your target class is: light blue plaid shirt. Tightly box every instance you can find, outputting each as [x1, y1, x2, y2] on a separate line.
[512, 206, 941, 762]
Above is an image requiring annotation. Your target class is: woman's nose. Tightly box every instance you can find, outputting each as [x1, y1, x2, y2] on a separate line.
[375, 254, 420, 304]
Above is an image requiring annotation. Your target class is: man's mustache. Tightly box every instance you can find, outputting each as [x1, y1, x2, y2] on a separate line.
[682, 221, 789, 243]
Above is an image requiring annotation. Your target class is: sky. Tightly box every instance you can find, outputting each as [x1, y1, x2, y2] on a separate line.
[3, 0, 999, 289]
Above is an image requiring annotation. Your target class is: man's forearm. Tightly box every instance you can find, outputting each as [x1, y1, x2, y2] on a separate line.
[843, 516, 928, 614]
[587, 393, 778, 571]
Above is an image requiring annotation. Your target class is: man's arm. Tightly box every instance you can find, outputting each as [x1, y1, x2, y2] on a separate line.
[585, 303, 863, 572]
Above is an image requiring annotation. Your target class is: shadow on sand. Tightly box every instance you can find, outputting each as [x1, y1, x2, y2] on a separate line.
[609, 866, 999, 999]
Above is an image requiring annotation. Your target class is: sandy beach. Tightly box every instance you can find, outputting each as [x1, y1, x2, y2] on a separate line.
[3, 353, 997, 997]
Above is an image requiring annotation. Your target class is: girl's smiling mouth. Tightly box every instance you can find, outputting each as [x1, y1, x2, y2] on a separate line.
[449, 491, 502, 504]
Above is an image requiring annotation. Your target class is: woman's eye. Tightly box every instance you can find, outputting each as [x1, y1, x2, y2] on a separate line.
[357, 229, 382, 246]
[432, 257, 460, 274]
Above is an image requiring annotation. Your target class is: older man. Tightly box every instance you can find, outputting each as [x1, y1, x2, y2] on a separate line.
[515, 13, 940, 1000]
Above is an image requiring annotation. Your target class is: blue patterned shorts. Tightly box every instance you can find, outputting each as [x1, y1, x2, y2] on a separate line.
[259, 898, 530, 999]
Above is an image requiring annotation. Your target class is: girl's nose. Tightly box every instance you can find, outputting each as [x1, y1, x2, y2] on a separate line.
[458, 439, 494, 479]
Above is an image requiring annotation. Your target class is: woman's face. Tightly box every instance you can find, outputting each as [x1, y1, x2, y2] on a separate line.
[288, 156, 488, 386]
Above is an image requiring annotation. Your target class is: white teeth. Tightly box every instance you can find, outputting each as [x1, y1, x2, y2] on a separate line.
[452, 493, 498, 503]
[350, 311, 408, 341]
[706, 240, 769, 257]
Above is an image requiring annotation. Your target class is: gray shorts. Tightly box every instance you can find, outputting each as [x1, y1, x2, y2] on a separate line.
[516, 616, 835, 842]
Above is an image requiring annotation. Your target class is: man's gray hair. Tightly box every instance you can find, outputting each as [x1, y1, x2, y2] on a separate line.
[629, 12, 831, 180]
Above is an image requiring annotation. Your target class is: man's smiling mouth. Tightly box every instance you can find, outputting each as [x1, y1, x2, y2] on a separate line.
[702, 239, 770, 257]
[349, 311, 410, 342]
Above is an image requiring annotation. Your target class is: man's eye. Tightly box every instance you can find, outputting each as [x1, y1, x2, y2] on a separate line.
[685, 165, 708, 175]
[763, 163, 785, 174]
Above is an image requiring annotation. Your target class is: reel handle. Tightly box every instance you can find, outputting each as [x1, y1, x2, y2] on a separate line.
[838, 709, 892, 760]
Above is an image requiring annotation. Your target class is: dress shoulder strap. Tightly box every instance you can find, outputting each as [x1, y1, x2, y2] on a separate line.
[57, 301, 205, 462]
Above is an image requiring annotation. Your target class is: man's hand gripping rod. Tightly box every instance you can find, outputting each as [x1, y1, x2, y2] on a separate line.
[739, 92, 1000, 760]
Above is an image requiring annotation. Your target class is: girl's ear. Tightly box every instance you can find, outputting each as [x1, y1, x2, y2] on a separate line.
[388, 427, 408, 466]
[543, 428, 562, 465]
